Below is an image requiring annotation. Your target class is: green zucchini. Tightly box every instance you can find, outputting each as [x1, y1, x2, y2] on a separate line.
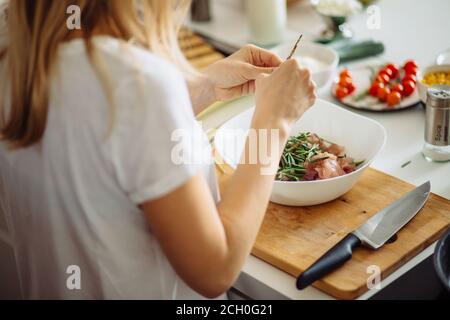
[334, 40, 385, 63]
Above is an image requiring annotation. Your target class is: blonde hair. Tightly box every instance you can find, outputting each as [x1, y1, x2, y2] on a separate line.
[0, 0, 192, 149]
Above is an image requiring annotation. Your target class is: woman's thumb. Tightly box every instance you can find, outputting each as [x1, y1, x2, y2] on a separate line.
[256, 72, 271, 82]
[242, 63, 276, 80]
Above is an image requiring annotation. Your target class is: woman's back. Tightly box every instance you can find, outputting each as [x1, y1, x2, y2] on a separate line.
[0, 36, 217, 299]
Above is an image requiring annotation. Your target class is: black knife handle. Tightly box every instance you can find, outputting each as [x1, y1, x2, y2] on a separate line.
[296, 233, 361, 290]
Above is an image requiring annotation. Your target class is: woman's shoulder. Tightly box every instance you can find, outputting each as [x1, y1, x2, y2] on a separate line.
[94, 36, 184, 84]
[58, 36, 190, 115]
[59, 36, 185, 89]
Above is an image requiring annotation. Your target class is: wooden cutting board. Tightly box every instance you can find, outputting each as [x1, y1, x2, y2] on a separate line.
[217, 165, 450, 299]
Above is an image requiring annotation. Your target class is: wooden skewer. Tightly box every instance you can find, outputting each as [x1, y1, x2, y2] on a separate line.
[286, 34, 303, 60]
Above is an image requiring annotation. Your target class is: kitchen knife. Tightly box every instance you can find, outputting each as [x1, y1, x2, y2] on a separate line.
[296, 181, 431, 290]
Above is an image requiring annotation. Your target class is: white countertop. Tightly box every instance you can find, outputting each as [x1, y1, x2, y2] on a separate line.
[194, 0, 450, 300]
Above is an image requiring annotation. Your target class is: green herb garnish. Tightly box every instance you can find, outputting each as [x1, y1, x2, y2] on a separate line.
[276, 133, 365, 182]
[353, 160, 365, 168]
[276, 133, 316, 181]
[401, 160, 412, 168]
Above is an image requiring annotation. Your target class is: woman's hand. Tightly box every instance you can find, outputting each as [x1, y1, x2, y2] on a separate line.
[189, 45, 283, 114]
[205, 44, 283, 100]
[252, 58, 317, 137]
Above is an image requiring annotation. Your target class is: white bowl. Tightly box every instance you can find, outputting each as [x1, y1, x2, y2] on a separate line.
[272, 41, 339, 90]
[437, 49, 450, 65]
[214, 99, 387, 206]
[418, 64, 450, 103]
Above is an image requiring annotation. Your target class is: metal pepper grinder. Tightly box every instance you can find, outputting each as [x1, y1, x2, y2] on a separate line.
[191, 0, 211, 22]
[423, 85, 450, 162]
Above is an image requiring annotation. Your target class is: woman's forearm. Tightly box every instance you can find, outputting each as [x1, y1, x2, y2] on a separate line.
[215, 120, 289, 287]
[143, 118, 290, 298]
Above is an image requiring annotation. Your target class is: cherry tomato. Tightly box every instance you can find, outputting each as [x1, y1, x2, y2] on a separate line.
[375, 73, 390, 84]
[347, 82, 356, 95]
[380, 68, 393, 79]
[402, 80, 416, 97]
[403, 74, 417, 84]
[378, 86, 391, 102]
[387, 91, 402, 107]
[386, 63, 400, 78]
[404, 60, 419, 74]
[335, 86, 349, 100]
[339, 76, 353, 88]
[369, 82, 384, 97]
[340, 69, 352, 79]
[391, 84, 404, 96]
[406, 67, 418, 76]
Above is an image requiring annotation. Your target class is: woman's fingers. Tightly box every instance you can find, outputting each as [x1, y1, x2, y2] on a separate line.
[201, 44, 285, 102]
[242, 44, 283, 68]
[241, 63, 277, 81]
[253, 56, 317, 132]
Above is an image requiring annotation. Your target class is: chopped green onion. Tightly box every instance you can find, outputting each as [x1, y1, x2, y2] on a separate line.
[401, 160, 412, 168]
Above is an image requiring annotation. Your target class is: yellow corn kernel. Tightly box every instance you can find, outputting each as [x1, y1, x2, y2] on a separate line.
[422, 71, 450, 86]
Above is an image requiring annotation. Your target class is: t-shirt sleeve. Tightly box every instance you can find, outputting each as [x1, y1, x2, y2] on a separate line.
[107, 62, 211, 205]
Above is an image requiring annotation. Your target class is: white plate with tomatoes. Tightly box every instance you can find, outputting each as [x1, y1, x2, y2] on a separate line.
[332, 60, 421, 111]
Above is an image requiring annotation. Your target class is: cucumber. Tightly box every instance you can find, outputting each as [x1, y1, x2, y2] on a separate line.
[334, 40, 385, 63]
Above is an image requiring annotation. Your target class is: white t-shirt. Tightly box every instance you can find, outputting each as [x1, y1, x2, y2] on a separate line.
[0, 35, 221, 299]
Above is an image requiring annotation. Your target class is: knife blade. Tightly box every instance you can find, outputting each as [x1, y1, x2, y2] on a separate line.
[296, 181, 431, 290]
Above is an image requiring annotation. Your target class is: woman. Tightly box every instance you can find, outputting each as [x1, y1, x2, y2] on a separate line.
[0, 0, 315, 299]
